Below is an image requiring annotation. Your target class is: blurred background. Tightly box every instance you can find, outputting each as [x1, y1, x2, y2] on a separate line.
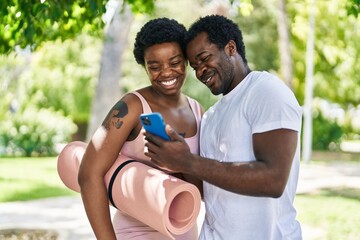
[1, 0, 359, 157]
[0, 0, 359, 239]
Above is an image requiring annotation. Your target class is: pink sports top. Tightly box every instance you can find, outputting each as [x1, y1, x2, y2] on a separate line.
[120, 91, 202, 160]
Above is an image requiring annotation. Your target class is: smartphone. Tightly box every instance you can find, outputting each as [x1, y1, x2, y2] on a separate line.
[139, 112, 170, 141]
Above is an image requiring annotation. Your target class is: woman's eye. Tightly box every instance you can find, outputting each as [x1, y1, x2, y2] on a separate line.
[148, 66, 160, 71]
[171, 61, 181, 67]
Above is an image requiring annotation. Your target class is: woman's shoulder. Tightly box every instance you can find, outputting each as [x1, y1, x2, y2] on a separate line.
[132, 87, 152, 99]
[123, 88, 155, 114]
[117, 91, 145, 113]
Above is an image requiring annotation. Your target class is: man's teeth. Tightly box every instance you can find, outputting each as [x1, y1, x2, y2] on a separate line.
[204, 76, 211, 83]
[162, 79, 177, 86]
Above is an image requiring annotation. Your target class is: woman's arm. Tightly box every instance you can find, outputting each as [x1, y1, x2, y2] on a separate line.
[78, 95, 142, 239]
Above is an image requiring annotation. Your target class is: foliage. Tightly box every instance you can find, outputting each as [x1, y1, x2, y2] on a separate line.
[0, 35, 100, 156]
[233, 0, 279, 72]
[314, 1, 360, 107]
[311, 108, 343, 151]
[0, 0, 106, 53]
[288, 0, 360, 107]
[234, 0, 360, 109]
[347, 0, 360, 17]
[0, 0, 155, 54]
[16, 35, 101, 124]
[0, 108, 77, 157]
[126, 0, 155, 13]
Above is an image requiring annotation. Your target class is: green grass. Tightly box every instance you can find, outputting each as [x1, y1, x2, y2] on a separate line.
[0, 157, 76, 202]
[295, 188, 360, 240]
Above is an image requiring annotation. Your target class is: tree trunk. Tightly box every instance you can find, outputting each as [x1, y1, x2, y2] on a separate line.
[302, 0, 316, 163]
[277, 0, 293, 89]
[86, 4, 133, 140]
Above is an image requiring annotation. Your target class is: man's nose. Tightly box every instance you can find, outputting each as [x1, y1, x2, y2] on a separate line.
[197, 64, 207, 80]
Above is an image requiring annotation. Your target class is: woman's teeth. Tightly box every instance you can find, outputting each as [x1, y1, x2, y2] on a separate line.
[162, 79, 177, 86]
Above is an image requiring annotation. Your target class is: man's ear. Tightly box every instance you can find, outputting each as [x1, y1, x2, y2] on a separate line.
[225, 40, 237, 56]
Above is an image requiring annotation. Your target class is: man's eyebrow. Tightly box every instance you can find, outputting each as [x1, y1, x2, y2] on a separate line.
[194, 51, 207, 60]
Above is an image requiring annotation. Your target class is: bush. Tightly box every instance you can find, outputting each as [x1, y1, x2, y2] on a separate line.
[312, 109, 343, 151]
[0, 108, 77, 157]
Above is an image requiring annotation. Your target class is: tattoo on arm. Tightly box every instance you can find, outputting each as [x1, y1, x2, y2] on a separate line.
[102, 100, 129, 130]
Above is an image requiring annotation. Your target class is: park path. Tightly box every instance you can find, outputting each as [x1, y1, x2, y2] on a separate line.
[1, 161, 360, 239]
[297, 161, 360, 194]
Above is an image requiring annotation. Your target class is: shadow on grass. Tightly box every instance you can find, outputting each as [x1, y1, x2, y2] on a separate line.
[2, 184, 76, 202]
[297, 187, 360, 201]
[0, 229, 58, 240]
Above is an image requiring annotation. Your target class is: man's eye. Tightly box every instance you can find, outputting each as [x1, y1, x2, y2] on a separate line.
[201, 56, 209, 62]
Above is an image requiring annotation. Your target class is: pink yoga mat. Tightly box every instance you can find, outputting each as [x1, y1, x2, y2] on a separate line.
[57, 141, 201, 239]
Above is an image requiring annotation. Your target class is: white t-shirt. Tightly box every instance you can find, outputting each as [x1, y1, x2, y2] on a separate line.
[199, 71, 302, 240]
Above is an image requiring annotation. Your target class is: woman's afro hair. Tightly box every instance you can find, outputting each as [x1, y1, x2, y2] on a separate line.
[133, 18, 187, 66]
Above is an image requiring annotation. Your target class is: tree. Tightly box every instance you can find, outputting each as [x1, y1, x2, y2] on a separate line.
[0, 0, 106, 54]
[87, 2, 133, 139]
[347, 0, 360, 17]
[276, 0, 293, 89]
[302, 0, 316, 163]
[1, 0, 155, 141]
[3, 0, 359, 144]
[234, 0, 279, 72]
[0, 0, 155, 54]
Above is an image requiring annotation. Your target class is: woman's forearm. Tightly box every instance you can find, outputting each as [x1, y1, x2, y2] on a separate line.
[79, 177, 116, 240]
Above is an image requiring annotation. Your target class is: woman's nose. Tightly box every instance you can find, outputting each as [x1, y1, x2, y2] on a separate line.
[160, 65, 172, 77]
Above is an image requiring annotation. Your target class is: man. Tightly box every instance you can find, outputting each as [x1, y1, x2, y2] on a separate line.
[144, 15, 302, 239]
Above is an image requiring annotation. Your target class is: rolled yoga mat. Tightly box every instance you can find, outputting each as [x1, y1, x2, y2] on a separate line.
[57, 141, 201, 239]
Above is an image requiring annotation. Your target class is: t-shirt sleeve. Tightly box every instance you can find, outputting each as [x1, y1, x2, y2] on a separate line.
[246, 76, 302, 134]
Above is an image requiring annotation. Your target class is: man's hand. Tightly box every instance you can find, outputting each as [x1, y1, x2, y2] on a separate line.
[144, 125, 193, 173]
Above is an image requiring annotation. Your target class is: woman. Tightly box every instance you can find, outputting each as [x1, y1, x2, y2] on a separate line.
[78, 18, 203, 239]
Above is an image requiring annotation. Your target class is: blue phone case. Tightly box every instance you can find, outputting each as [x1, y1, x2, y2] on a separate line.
[139, 112, 170, 141]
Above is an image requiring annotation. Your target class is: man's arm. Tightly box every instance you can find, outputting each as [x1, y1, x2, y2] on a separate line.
[145, 126, 297, 198]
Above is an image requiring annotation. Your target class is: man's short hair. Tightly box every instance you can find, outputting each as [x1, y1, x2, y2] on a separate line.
[186, 15, 248, 63]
